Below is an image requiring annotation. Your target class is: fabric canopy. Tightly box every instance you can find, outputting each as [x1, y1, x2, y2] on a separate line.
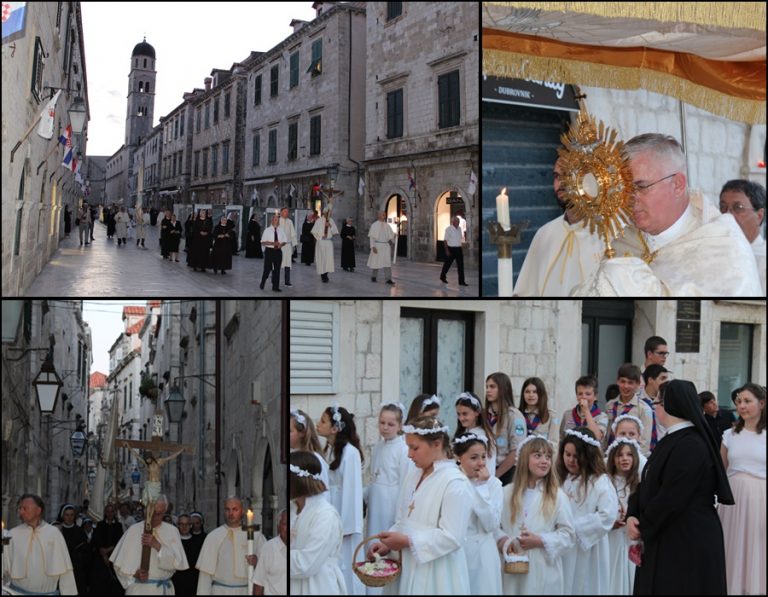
[482, 2, 767, 123]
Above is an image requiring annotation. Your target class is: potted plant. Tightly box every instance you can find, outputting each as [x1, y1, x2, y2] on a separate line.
[139, 373, 158, 400]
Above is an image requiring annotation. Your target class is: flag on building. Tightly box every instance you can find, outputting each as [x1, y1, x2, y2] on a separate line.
[74, 159, 83, 185]
[2, 2, 27, 44]
[36, 90, 61, 139]
[408, 169, 416, 191]
[61, 123, 77, 172]
[58, 124, 71, 147]
[468, 170, 477, 196]
[358, 175, 365, 196]
[289, 183, 296, 198]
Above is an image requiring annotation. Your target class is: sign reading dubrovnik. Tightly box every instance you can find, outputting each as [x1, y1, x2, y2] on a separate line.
[482, 74, 579, 112]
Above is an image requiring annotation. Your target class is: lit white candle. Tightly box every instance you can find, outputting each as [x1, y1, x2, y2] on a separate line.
[496, 187, 510, 231]
[246, 509, 255, 577]
[498, 257, 513, 297]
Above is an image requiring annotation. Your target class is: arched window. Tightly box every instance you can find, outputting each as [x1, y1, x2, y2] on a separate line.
[139, 81, 144, 93]
[145, 82, 150, 93]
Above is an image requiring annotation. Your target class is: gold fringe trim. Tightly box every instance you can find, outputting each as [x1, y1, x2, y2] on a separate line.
[484, 2, 766, 32]
[483, 49, 767, 124]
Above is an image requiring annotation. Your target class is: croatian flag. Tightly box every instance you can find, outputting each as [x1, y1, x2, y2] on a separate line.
[408, 170, 416, 191]
[61, 124, 77, 172]
[2, 2, 26, 44]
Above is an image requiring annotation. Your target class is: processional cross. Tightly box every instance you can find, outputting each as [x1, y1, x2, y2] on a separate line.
[114, 409, 193, 573]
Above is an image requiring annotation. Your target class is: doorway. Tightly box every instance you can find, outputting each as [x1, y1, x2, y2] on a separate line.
[435, 191, 466, 261]
[385, 194, 409, 258]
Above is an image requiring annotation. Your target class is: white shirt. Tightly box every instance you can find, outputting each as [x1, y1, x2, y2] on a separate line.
[751, 234, 766, 295]
[641, 202, 697, 252]
[722, 428, 766, 479]
[250, 535, 286, 595]
[444, 225, 463, 247]
[260, 226, 287, 246]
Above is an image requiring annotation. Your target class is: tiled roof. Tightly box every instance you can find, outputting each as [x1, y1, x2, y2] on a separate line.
[123, 306, 146, 317]
[126, 320, 144, 335]
[90, 371, 108, 388]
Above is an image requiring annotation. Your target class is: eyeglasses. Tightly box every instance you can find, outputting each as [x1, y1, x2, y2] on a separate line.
[719, 202, 754, 215]
[634, 173, 677, 193]
[653, 351, 670, 357]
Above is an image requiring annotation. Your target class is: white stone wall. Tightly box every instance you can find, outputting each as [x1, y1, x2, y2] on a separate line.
[1, 3, 88, 295]
[582, 86, 766, 207]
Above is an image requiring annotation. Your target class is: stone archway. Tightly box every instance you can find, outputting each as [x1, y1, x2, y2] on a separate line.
[384, 190, 412, 259]
[434, 189, 467, 261]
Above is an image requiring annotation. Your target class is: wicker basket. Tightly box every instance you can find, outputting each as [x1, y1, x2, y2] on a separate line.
[353, 534, 401, 588]
[504, 559, 530, 574]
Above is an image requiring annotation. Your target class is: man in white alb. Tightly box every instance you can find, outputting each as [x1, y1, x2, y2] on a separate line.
[109, 495, 189, 594]
[718, 179, 765, 295]
[4, 494, 77, 595]
[367, 211, 396, 285]
[573, 133, 762, 296]
[196, 497, 266, 595]
[278, 207, 298, 287]
[514, 156, 603, 296]
[311, 208, 339, 283]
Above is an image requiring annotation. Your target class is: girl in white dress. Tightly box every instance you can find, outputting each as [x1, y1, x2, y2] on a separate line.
[317, 405, 365, 595]
[495, 434, 575, 595]
[557, 428, 618, 595]
[405, 394, 441, 424]
[519, 377, 560, 451]
[484, 372, 527, 485]
[291, 409, 331, 501]
[366, 416, 473, 595]
[719, 383, 766, 596]
[365, 402, 410, 596]
[455, 392, 497, 474]
[453, 431, 503, 595]
[290, 451, 347, 595]
[605, 437, 641, 595]
[610, 415, 648, 474]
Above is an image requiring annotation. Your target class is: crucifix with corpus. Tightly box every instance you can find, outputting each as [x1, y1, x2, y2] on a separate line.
[114, 409, 193, 574]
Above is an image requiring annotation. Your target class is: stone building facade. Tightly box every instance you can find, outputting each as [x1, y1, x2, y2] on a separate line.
[2, 3, 90, 295]
[363, 2, 480, 265]
[2, 300, 92, 525]
[291, 299, 766, 492]
[241, 2, 367, 230]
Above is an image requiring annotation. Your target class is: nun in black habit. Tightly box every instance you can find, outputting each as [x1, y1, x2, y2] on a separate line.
[626, 379, 733, 595]
[245, 212, 263, 258]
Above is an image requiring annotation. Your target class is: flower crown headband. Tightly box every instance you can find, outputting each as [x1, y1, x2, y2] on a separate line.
[381, 401, 407, 421]
[611, 414, 644, 434]
[564, 428, 602, 448]
[330, 404, 345, 431]
[290, 409, 307, 427]
[517, 433, 554, 453]
[402, 423, 450, 435]
[455, 392, 481, 409]
[420, 395, 441, 411]
[606, 437, 642, 457]
[453, 432, 487, 446]
[289, 464, 322, 481]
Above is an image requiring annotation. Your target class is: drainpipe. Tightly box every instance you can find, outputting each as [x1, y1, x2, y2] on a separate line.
[214, 300, 222, 526]
[347, 9, 362, 240]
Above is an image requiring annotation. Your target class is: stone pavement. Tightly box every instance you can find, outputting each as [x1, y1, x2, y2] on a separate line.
[24, 221, 479, 297]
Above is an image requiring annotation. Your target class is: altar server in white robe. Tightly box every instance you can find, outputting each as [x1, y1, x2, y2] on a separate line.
[290, 409, 331, 502]
[494, 435, 575, 595]
[196, 497, 266, 594]
[4, 494, 77, 595]
[514, 156, 603, 296]
[453, 432, 503, 596]
[251, 510, 287, 595]
[110, 495, 189, 595]
[367, 211, 396, 285]
[364, 402, 410, 595]
[557, 429, 618, 595]
[605, 438, 642, 595]
[290, 451, 347, 595]
[279, 208, 298, 286]
[311, 208, 339, 282]
[572, 133, 761, 297]
[367, 416, 473, 595]
[316, 405, 365, 595]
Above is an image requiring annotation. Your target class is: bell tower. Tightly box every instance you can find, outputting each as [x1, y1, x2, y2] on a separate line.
[126, 37, 156, 147]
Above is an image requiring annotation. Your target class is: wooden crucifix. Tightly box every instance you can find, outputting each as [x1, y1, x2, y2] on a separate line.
[114, 409, 193, 573]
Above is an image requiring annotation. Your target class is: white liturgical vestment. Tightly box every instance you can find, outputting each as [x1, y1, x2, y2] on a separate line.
[250, 535, 286, 595]
[311, 216, 339, 275]
[110, 521, 189, 595]
[751, 234, 766, 295]
[5, 521, 77, 595]
[367, 221, 395, 269]
[572, 193, 762, 296]
[197, 525, 266, 595]
[514, 214, 603, 296]
[383, 460, 473, 595]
